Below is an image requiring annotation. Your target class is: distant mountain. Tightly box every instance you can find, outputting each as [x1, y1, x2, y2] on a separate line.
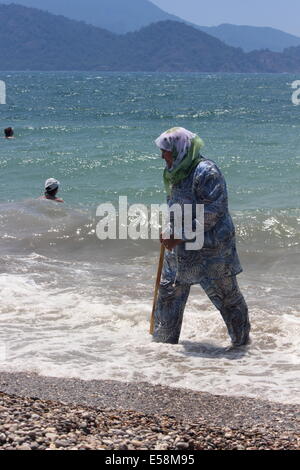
[2, 1, 300, 52]
[1, 4, 300, 72]
[118, 21, 251, 72]
[198, 24, 300, 52]
[0, 4, 118, 70]
[0, 0, 182, 33]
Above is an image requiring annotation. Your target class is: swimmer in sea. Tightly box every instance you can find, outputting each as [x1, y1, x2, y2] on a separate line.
[4, 127, 14, 139]
[41, 178, 64, 203]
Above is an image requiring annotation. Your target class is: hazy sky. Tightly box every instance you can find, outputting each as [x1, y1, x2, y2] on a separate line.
[152, 0, 300, 36]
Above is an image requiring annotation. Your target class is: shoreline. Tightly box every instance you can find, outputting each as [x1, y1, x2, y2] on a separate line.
[0, 371, 299, 450]
[0, 371, 299, 429]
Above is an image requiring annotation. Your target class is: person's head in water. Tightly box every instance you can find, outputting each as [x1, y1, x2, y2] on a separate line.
[4, 127, 14, 138]
[44, 178, 60, 199]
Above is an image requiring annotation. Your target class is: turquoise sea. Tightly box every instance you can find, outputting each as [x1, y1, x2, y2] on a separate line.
[0, 72, 299, 404]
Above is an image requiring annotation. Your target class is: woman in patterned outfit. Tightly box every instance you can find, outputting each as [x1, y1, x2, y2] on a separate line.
[153, 127, 251, 347]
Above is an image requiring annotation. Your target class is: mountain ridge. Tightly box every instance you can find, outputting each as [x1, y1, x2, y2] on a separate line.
[0, 0, 183, 34]
[1, 4, 300, 72]
[197, 23, 300, 52]
[1, 0, 300, 51]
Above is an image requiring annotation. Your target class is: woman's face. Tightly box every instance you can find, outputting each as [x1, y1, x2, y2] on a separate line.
[161, 149, 173, 169]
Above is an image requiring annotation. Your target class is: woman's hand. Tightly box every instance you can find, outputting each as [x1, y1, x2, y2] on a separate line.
[160, 233, 183, 251]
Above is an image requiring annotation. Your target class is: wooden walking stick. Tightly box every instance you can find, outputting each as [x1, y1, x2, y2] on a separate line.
[150, 243, 165, 335]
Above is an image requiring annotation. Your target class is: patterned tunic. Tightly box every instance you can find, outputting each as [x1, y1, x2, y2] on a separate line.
[167, 157, 243, 284]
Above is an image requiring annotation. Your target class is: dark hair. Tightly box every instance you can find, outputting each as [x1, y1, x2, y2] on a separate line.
[45, 188, 58, 198]
[4, 127, 14, 137]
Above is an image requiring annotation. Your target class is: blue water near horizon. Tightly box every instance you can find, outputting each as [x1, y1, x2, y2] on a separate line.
[0, 72, 299, 404]
[1, 72, 300, 210]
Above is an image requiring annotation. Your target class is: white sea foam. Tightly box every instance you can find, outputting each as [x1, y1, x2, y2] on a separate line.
[0, 203, 299, 406]
[0, 270, 299, 405]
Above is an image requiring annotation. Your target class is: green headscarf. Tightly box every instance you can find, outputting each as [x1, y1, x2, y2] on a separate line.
[156, 128, 204, 195]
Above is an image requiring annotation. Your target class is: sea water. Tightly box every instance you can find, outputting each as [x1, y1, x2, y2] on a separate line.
[0, 72, 299, 404]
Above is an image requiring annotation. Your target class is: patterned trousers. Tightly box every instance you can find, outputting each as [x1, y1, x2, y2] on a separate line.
[153, 274, 251, 346]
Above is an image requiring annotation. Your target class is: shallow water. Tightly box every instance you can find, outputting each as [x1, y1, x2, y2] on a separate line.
[0, 72, 299, 404]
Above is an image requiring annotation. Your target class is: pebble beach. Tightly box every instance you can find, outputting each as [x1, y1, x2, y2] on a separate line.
[0, 372, 299, 451]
